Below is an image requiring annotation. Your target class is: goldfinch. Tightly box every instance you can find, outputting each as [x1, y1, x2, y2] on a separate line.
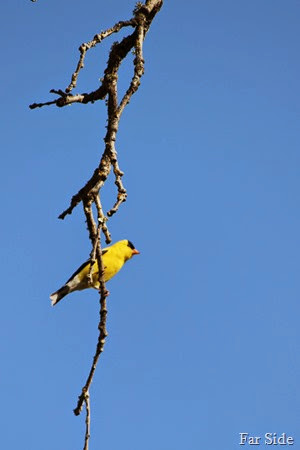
[50, 239, 140, 306]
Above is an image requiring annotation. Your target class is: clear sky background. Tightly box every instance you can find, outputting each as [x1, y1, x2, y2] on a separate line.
[1, 1, 300, 449]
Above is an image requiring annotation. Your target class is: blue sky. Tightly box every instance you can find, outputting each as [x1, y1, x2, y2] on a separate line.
[1, 1, 300, 449]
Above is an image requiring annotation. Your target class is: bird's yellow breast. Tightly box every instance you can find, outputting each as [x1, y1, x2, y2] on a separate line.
[88, 242, 133, 288]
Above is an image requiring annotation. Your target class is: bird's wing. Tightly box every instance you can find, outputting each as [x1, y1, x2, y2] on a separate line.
[66, 249, 108, 283]
[66, 260, 91, 283]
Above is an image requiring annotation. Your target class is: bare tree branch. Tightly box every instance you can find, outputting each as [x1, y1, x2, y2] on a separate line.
[66, 20, 136, 94]
[30, 1, 163, 223]
[74, 201, 109, 419]
[95, 195, 111, 244]
[83, 391, 91, 450]
[30, 1, 163, 448]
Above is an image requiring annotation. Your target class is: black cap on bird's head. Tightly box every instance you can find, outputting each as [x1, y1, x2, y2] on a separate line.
[127, 240, 140, 255]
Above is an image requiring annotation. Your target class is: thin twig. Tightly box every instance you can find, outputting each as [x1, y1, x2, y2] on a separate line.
[66, 20, 136, 94]
[74, 286, 109, 417]
[29, 99, 58, 109]
[106, 145, 127, 217]
[117, 25, 145, 116]
[94, 195, 111, 244]
[74, 204, 109, 417]
[84, 201, 100, 286]
[58, 80, 120, 221]
[107, 190, 127, 217]
[83, 391, 91, 450]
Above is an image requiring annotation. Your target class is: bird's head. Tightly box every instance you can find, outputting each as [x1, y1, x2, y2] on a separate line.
[114, 239, 140, 262]
[127, 239, 140, 256]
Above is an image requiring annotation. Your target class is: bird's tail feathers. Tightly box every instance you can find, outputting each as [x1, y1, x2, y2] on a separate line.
[50, 285, 70, 306]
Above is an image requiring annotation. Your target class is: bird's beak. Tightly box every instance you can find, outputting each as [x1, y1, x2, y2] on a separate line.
[132, 249, 140, 255]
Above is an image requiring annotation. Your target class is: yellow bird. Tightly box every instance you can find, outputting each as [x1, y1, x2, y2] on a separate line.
[50, 239, 140, 306]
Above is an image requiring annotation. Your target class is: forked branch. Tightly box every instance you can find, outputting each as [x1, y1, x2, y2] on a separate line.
[30, 1, 163, 449]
